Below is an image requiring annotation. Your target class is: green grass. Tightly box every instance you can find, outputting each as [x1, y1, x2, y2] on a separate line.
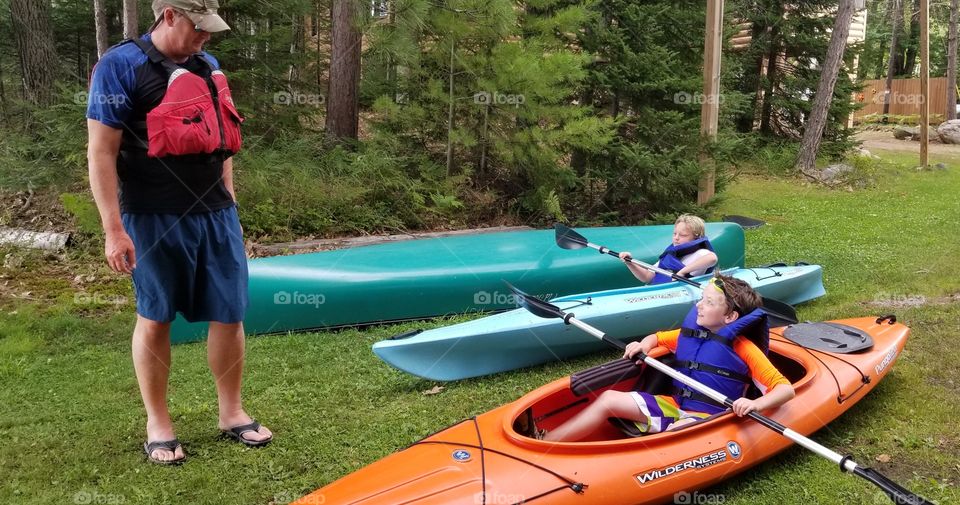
[2, 147, 960, 504]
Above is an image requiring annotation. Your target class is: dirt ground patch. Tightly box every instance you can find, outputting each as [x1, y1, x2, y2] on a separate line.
[857, 129, 960, 156]
[0, 189, 76, 234]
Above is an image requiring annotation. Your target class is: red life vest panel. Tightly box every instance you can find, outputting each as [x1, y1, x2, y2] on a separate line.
[130, 37, 243, 159]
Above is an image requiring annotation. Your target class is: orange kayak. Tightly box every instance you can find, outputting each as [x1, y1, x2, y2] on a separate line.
[294, 316, 909, 505]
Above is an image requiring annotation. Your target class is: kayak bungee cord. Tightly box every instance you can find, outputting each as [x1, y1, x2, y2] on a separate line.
[472, 417, 487, 505]
[770, 329, 871, 404]
[772, 316, 897, 403]
[743, 266, 784, 282]
[506, 281, 933, 505]
[414, 418, 586, 504]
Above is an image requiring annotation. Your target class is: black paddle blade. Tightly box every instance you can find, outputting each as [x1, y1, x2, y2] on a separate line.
[504, 281, 566, 320]
[760, 297, 799, 327]
[852, 466, 934, 505]
[554, 223, 589, 250]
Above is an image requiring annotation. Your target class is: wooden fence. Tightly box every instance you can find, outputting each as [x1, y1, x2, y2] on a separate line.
[853, 77, 951, 122]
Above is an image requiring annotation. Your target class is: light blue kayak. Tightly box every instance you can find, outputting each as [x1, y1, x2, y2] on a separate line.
[372, 264, 825, 381]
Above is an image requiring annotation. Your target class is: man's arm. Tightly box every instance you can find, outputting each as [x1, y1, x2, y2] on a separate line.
[87, 119, 136, 273]
[222, 156, 237, 202]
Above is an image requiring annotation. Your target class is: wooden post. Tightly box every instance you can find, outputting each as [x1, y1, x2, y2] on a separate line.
[920, 0, 929, 168]
[698, 0, 724, 205]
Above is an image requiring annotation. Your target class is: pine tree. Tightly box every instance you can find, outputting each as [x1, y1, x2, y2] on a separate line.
[728, 0, 860, 157]
[572, 0, 725, 221]
[364, 0, 615, 220]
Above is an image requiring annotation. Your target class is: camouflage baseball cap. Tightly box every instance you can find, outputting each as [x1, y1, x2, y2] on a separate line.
[151, 0, 230, 33]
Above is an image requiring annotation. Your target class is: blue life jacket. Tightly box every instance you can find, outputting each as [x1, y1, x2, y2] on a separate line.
[650, 237, 716, 285]
[672, 305, 770, 415]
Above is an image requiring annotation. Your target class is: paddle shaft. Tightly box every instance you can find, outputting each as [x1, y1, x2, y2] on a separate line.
[567, 231, 798, 326]
[567, 316, 859, 472]
[583, 242, 702, 288]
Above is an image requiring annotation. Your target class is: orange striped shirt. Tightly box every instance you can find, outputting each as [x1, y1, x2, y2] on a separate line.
[656, 329, 790, 393]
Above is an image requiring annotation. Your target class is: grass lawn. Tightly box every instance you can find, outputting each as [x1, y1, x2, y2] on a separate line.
[2, 147, 959, 505]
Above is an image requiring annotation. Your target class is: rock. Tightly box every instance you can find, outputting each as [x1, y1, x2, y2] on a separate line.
[937, 119, 960, 144]
[893, 127, 917, 140]
[422, 385, 444, 395]
[819, 163, 854, 183]
[893, 126, 937, 141]
[935, 162, 948, 171]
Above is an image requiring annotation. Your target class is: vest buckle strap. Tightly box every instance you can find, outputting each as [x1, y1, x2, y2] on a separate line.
[676, 360, 751, 384]
[682, 328, 711, 340]
[679, 328, 735, 347]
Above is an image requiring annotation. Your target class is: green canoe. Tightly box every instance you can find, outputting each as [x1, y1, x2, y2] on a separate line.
[169, 223, 745, 343]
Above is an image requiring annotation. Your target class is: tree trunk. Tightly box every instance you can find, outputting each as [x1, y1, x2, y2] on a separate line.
[316, 0, 324, 89]
[796, 0, 857, 174]
[737, 22, 766, 133]
[123, 0, 138, 39]
[903, 0, 920, 76]
[947, 0, 958, 120]
[883, 0, 902, 116]
[326, 0, 362, 141]
[75, 0, 83, 85]
[445, 40, 455, 176]
[758, 26, 779, 135]
[9, 0, 59, 106]
[871, 39, 884, 80]
[92, 0, 109, 57]
[0, 35, 7, 116]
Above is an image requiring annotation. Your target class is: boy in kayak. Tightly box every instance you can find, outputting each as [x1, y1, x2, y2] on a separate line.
[538, 274, 795, 441]
[619, 214, 718, 284]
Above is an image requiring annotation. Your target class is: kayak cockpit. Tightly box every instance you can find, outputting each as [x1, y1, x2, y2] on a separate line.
[512, 350, 810, 443]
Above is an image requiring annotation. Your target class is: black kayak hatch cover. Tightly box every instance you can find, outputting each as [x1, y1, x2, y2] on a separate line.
[722, 215, 766, 229]
[782, 322, 874, 354]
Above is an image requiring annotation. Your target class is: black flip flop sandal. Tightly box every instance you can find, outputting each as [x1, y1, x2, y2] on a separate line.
[220, 420, 272, 447]
[143, 439, 185, 465]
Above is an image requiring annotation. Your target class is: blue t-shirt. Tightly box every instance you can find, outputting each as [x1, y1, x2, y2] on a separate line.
[86, 33, 221, 130]
[87, 34, 233, 215]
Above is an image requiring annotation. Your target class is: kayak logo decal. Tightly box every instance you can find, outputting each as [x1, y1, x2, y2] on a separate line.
[452, 449, 472, 462]
[875, 346, 898, 376]
[625, 291, 686, 304]
[635, 449, 728, 484]
[727, 441, 742, 459]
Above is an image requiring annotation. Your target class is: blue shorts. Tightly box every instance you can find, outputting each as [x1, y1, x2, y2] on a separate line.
[123, 206, 248, 324]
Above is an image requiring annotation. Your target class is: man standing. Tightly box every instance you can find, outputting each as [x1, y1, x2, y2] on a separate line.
[86, 0, 271, 464]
